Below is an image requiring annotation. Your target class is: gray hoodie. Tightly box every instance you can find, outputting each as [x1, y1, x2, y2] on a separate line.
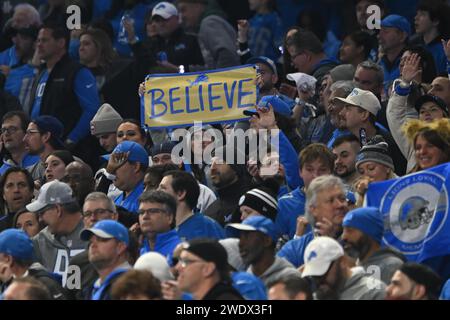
[338, 268, 386, 300]
[359, 248, 406, 285]
[248, 257, 302, 287]
[198, 15, 240, 69]
[32, 220, 87, 287]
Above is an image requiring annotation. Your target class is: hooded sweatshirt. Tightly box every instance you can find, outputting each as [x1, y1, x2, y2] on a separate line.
[359, 248, 406, 285]
[32, 220, 86, 287]
[248, 256, 301, 287]
[197, 0, 240, 69]
[336, 268, 386, 300]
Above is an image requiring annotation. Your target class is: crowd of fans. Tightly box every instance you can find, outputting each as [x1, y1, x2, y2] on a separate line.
[0, 0, 450, 300]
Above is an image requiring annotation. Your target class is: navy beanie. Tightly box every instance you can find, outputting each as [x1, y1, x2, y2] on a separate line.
[343, 207, 384, 244]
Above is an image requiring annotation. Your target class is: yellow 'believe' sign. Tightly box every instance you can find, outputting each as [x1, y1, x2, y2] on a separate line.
[142, 65, 257, 128]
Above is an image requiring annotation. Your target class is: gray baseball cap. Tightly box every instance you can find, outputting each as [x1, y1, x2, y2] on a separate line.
[26, 180, 76, 213]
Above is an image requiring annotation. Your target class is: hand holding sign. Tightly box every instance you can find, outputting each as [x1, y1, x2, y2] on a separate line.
[142, 65, 257, 128]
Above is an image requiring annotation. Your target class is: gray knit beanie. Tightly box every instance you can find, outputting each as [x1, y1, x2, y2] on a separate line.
[90, 103, 123, 136]
[329, 64, 356, 82]
[355, 138, 394, 170]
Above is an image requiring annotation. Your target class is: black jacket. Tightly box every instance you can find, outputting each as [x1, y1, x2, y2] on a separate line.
[205, 178, 251, 226]
[202, 282, 244, 300]
[27, 54, 103, 170]
[67, 250, 98, 300]
[29, 54, 83, 138]
[0, 209, 15, 233]
[376, 126, 407, 176]
[89, 52, 153, 121]
[147, 27, 204, 71]
[133, 27, 204, 73]
[0, 266, 69, 300]
[28, 266, 69, 300]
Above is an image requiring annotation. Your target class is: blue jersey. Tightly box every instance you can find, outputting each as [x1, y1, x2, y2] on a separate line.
[379, 55, 401, 94]
[140, 229, 182, 266]
[248, 12, 283, 61]
[4, 63, 37, 107]
[69, 68, 100, 142]
[30, 70, 49, 119]
[276, 187, 306, 239]
[0, 153, 40, 176]
[91, 268, 128, 300]
[231, 272, 267, 300]
[110, 3, 150, 57]
[327, 129, 351, 149]
[278, 131, 302, 190]
[0, 46, 18, 68]
[277, 231, 315, 268]
[440, 279, 450, 300]
[30, 67, 100, 143]
[177, 213, 225, 242]
[92, 0, 113, 19]
[425, 39, 447, 76]
[115, 181, 144, 213]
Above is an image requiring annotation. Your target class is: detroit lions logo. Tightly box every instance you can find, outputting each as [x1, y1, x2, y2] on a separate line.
[188, 74, 209, 87]
[307, 251, 317, 262]
[398, 197, 433, 230]
[349, 88, 360, 97]
[380, 170, 448, 257]
[155, 3, 166, 10]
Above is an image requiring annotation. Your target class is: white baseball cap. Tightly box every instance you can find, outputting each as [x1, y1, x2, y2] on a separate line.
[302, 237, 344, 278]
[152, 2, 178, 19]
[286, 72, 317, 93]
[334, 88, 381, 116]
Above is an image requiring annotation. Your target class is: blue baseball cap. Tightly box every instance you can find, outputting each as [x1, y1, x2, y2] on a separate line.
[232, 271, 268, 300]
[381, 14, 411, 35]
[102, 141, 149, 166]
[343, 207, 384, 244]
[0, 229, 34, 260]
[80, 220, 129, 246]
[32, 115, 65, 149]
[243, 95, 292, 118]
[247, 56, 278, 77]
[226, 215, 278, 243]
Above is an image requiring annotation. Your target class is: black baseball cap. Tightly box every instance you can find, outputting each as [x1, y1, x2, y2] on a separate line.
[414, 94, 448, 116]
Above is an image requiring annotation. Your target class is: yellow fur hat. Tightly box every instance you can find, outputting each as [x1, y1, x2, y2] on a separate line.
[402, 118, 450, 147]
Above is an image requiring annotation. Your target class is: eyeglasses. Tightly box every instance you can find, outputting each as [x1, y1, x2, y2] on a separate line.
[82, 208, 114, 218]
[177, 258, 204, 268]
[25, 129, 41, 135]
[1, 126, 21, 135]
[290, 51, 304, 62]
[138, 208, 167, 215]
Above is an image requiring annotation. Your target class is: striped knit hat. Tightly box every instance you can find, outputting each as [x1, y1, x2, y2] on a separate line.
[238, 187, 278, 221]
[355, 137, 394, 170]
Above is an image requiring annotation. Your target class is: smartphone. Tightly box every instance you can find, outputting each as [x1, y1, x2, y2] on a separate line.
[359, 128, 367, 146]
